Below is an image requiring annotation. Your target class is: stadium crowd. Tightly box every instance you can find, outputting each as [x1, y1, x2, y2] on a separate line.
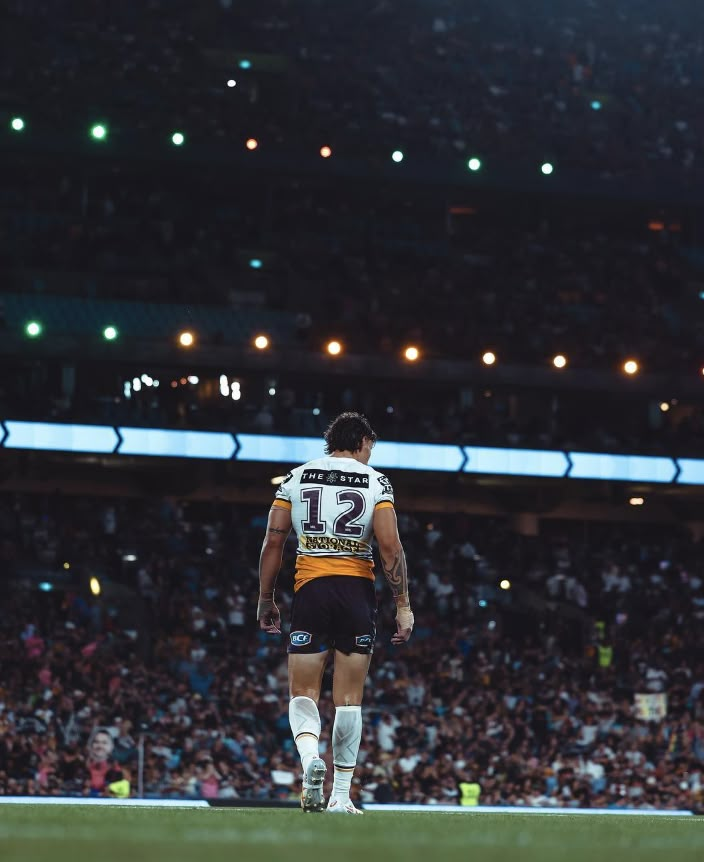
[3, 0, 704, 179]
[1, 492, 703, 809]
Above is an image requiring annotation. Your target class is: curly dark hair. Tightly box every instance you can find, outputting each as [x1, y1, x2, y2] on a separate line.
[323, 412, 378, 455]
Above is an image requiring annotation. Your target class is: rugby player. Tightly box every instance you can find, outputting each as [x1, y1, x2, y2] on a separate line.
[257, 412, 414, 814]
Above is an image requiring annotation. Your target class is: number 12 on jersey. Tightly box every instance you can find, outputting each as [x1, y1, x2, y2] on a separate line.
[300, 487, 366, 538]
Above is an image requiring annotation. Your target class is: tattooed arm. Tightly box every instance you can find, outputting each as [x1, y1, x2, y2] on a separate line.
[373, 506, 414, 644]
[257, 505, 292, 633]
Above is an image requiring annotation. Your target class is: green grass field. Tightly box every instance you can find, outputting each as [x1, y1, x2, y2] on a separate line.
[0, 805, 702, 862]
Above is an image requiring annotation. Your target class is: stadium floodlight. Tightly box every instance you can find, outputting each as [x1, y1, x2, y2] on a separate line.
[103, 325, 118, 341]
[246, 137, 258, 150]
[552, 354, 567, 369]
[391, 150, 404, 163]
[629, 496, 645, 506]
[482, 351, 496, 366]
[660, 402, 670, 412]
[10, 117, 25, 132]
[623, 359, 639, 376]
[467, 157, 482, 172]
[320, 146, 332, 158]
[38, 582, 53, 592]
[90, 123, 108, 141]
[249, 258, 263, 269]
[171, 131, 185, 146]
[178, 330, 195, 348]
[89, 576, 102, 596]
[499, 579, 511, 590]
[591, 100, 602, 111]
[25, 320, 42, 338]
[541, 162, 554, 175]
[239, 59, 251, 69]
[254, 334, 270, 350]
[227, 79, 237, 88]
[326, 340, 342, 356]
[404, 346, 420, 362]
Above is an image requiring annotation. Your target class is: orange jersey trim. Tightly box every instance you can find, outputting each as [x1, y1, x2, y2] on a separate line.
[294, 555, 374, 592]
[272, 499, 292, 511]
[374, 501, 394, 511]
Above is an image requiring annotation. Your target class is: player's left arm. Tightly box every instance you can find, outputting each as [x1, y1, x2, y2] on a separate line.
[257, 504, 292, 633]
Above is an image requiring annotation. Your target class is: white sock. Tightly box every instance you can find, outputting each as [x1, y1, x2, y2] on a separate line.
[332, 705, 362, 799]
[289, 696, 321, 774]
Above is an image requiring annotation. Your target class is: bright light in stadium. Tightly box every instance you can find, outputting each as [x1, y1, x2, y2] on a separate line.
[187, 376, 199, 384]
[89, 577, 102, 596]
[271, 475, 286, 485]
[320, 146, 332, 158]
[123, 554, 137, 562]
[482, 351, 496, 366]
[246, 137, 258, 150]
[660, 402, 670, 412]
[239, 59, 251, 69]
[268, 387, 276, 396]
[326, 340, 342, 356]
[254, 334, 269, 350]
[629, 497, 645, 506]
[249, 258, 263, 269]
[467, 157, 482, 172]
[499, 579, 511, 590]
[227, 79, 237, 88]
[25, 320, 42, 337]
[552, 354, 567, 369]
[391, 150, 404, 163]
[219, 375, 229, 397]
[231, 381, 241, 401]
[63, 562, 70, 570]
[178, 330, 195, 348]
[404, 346, 420, 362]
[90, 123, 107, 141]
[623, 359, 639, 376]
[103, 325, 118, 341]
[11, 117, 25, 131]
[541, 162, 554, 175]
[171, 131, 185, 146]
[591, 100, 602, 111]
[38, 582, 53, 592]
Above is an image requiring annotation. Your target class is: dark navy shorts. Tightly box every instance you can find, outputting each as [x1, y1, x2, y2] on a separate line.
[288, 576, 377, 655]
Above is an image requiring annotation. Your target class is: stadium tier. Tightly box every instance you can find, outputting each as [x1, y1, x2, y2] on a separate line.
[1, 493, 703, 809]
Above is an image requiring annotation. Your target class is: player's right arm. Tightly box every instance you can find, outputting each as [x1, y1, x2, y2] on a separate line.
[373, 505, 414, 644]
[257, 477, 293, 633]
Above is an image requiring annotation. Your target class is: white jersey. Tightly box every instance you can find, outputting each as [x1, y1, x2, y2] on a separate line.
[272, 456, 395, 591]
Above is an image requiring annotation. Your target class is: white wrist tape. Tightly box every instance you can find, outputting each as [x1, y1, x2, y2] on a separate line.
[396, 606, 414, 630]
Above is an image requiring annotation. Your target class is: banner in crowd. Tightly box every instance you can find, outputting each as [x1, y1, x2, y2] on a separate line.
[634, 693, 668, 721]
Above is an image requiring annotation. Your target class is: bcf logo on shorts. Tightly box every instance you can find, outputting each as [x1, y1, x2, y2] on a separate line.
[290, 631, 312, 646]
[355, 635, 373, 647]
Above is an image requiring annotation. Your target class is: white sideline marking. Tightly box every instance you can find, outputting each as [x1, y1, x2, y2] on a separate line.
[0, 798, 694, 817]
[0, 797, 208, 808]
[364, 803, 694, 816]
